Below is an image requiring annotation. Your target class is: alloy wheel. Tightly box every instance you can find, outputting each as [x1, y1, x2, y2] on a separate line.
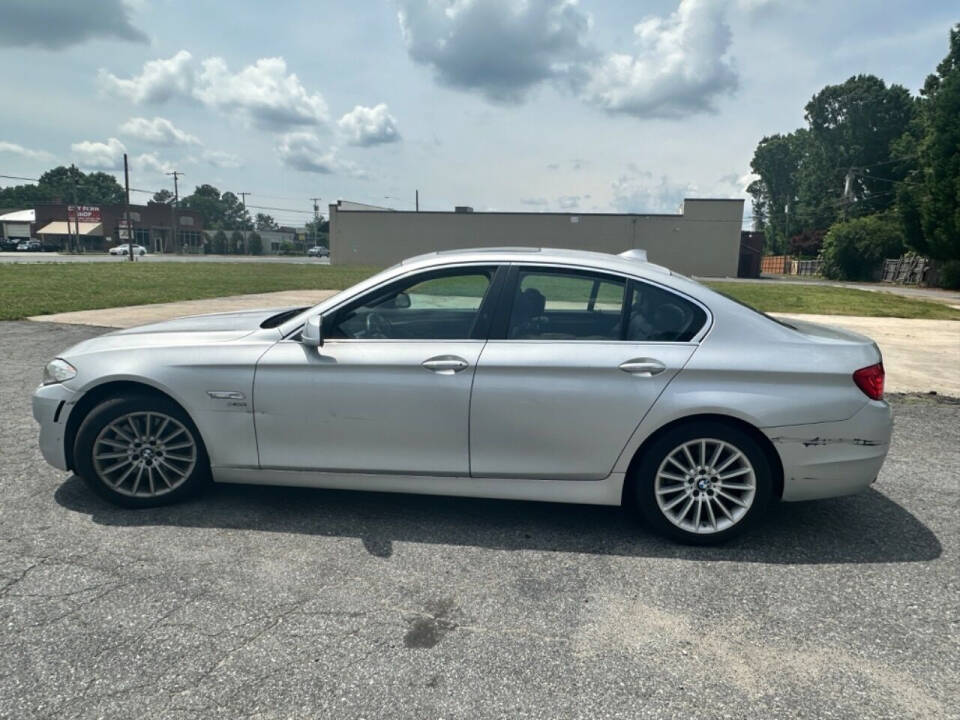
[92, 411, 197, 497]
[654, 438, 757, 534]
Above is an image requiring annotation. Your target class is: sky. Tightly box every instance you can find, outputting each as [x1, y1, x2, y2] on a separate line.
[0, 0, 956, 227]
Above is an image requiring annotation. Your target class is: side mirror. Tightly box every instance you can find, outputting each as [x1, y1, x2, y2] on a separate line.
[393, 291, 411, 309]
[301, 315, 323, 348]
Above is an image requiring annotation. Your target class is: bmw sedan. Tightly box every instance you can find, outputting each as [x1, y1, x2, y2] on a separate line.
[33, 247, 892, 543]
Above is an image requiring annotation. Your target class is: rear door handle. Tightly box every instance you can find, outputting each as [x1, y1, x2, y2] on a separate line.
[619, 358, 666, 377]
[422, 355, 470, 375]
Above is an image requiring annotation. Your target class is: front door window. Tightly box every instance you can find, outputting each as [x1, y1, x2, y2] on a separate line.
[331, 268, 495, 340]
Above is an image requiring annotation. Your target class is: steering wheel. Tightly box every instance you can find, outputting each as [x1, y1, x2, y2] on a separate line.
[364, 311, 393, 338]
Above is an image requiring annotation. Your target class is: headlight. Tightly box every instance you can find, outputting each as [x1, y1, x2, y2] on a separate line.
[42, 358, 77, 385]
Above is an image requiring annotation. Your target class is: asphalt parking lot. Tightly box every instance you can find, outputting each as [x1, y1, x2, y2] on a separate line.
[2, 321, 958, 719]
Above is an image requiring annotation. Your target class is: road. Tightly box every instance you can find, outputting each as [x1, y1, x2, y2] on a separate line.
[2, 321, 957, 719]
[0, 252, 329, 265]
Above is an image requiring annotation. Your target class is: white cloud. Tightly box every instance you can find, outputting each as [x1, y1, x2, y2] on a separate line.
[0, 0, 147, 50]
[195, 57, 329, 129]
[70, 137, 126, 170]
[580, 0, 738, 118]
[100, 52, 329, 130]
[558, 195, 581, 209]
[397, 0, 593, 102]
[611, 171, 698, 213]
[99, 50, 194, 104]
[119, 116, 200, 146]
[277, 133, 364, 177]
[338, 104, 401, 147]
[133, 152, 173, 175]
[0, 141, 54, 162]
[520, 197, 549, 207]
[202, 150, 243, 169]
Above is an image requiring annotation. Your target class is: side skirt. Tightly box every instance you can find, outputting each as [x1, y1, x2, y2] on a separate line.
[212, 467, 625, 506]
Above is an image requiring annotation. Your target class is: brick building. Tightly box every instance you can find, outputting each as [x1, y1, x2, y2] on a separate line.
[1, 202, 204, 253]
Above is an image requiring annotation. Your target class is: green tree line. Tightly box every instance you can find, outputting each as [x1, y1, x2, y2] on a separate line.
[748, 24, 960, 287]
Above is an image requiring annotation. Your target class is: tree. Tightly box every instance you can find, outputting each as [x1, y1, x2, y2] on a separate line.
[210, 229, 228, 255]
[36, 165, 125, 205]
[748, 131, 807, 253]
[247, 231, 263, 255]
[821, 214, 904, 281]
[255, 213, 279, 231]
[0, 182, 56, 207]
[896, 24, 960, 282]
[182, 185, 252, 231]
[799, 75, 915, 224]
[0, 164, 125, 207]
[305, 217, 329, 247]
[221, 192, 253, 230]
[747, 75, 918, 244]
[150, 189, 173, 205]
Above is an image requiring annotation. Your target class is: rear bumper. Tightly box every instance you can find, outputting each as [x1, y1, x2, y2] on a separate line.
[764, 401, 893, 502]
[32, 383, 78, 472]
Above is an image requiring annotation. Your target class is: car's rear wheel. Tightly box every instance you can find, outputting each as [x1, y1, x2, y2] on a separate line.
[631, 420, 773, 544]
[74, 395, 210, 508]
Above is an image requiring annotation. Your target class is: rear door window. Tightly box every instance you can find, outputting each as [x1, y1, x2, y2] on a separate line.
[623, 280, 707, 342]
[506, 268, 626, 340]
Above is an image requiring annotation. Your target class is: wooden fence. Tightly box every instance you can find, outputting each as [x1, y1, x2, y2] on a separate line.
[761, 255, 823, 276]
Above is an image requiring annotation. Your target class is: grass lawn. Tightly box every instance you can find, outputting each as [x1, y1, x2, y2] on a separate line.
[1, 262, 958, 321]
[0, 263, 379, 321]
[702, 282, 960, 321]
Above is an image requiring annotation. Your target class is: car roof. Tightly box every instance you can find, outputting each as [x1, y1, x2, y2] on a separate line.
[278, 245, 738, 338]
[400, 246, 678, 282]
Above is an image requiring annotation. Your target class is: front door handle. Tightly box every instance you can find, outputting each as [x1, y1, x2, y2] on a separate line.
[422, 355, 470, 375]
[619, 358, 666, 377]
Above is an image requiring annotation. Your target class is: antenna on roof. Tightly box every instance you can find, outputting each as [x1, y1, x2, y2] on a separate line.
[618, 249, 648, 262]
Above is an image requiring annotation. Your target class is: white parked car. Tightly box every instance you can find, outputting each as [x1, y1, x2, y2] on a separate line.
[33, 248, 892, 543]
[307, 245, 329, 257]
[108, 244, 147, 256]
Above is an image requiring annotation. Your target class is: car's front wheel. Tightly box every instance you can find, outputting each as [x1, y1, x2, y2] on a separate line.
[74, 395, 210, 508]
[631, 420, 773, 544]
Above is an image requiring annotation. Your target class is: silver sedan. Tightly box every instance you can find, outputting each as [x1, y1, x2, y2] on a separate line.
[33, 248, 892, 543]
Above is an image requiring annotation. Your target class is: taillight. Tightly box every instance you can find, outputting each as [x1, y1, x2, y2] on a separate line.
[853, 363, 885, 400]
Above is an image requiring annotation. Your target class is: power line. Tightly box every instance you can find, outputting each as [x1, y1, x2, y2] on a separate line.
[247, 203, 315, 214]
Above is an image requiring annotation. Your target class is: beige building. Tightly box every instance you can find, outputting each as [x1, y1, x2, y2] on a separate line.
[329, 198, 745, 277]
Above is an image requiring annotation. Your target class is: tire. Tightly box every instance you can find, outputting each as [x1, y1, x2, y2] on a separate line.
[631, 420, 773, 545]
[74, 395, 210, 508]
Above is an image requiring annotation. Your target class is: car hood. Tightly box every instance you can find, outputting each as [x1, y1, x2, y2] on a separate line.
[59, 307, 295, 357]
[109, 307, 297, 336]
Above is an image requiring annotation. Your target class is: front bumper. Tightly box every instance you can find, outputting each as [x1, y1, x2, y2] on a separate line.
[764, 400, 893, 502]
[32, 383, 78, 472]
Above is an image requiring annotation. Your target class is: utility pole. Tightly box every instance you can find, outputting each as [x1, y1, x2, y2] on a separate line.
[415, 189, 419, 212]
[310, 197, 321, 249]
[166, 170, 182, 253]
[71, 166, 80, 254]
[784, 202, 790, 255]
[123, 153, 133, 262]
[237, 192, 252, 255]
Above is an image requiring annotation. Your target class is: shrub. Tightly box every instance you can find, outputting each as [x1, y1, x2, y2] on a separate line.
[821, 215, 905, 281]
[230, 230, 245, 255]
[939, 260, 960, 290]
[788, 229, 826, 257]
[247, 232, 263, 256]
[210, 230, 228, 255]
